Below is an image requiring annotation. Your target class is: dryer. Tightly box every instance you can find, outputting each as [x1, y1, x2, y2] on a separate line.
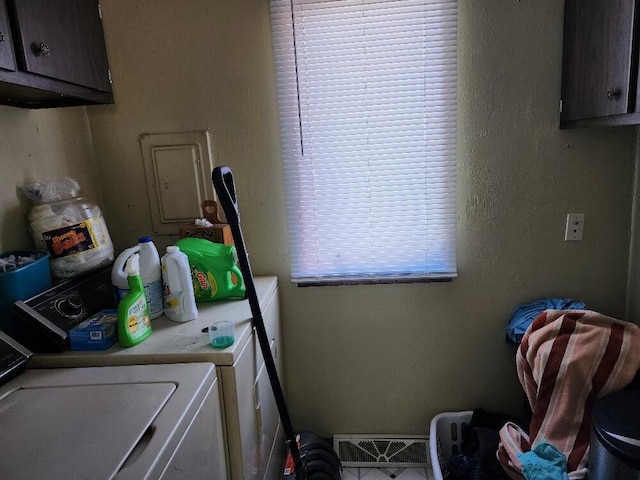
[0, 361, 227, 480]
[28, 275, 286, 480]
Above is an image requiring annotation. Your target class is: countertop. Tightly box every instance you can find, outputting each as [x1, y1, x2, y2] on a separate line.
[30, 276, 278, 369]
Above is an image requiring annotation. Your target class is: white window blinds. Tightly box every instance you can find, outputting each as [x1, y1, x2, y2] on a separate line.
[270, 0, 457, 284]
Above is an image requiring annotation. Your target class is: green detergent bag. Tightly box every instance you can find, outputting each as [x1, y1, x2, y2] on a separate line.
[175, 238, 245, 301]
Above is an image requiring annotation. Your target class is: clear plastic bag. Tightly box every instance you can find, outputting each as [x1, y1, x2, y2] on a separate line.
[22, 177, 81, 205]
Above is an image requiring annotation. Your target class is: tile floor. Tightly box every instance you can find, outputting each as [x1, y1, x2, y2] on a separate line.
[343, 466, 435, 479]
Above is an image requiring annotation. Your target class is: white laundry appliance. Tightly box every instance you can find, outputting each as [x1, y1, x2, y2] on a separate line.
[22, 275, 285, 480]
[0, 330, 227, 479]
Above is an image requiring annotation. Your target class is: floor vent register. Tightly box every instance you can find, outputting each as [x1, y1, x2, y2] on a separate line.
[333, 435, 430, 468]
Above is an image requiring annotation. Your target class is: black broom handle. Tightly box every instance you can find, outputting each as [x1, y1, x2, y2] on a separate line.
[212, 166, 307, 480]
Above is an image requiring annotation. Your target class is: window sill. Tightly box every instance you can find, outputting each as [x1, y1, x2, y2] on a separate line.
[294, 276, 455, 287]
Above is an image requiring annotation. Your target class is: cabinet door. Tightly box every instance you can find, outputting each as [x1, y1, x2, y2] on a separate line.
[11, 0, 110, 92]
[0, 0, 15, 71]
[252, 340, 278, 480]
[561, 0, 635, 121]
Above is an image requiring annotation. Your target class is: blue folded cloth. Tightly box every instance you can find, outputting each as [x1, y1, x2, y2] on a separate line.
[506, 298, 586, 344]
[517, 440, 569, 480]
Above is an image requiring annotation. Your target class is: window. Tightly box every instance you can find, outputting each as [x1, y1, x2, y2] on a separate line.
[270, 0, 457, 284]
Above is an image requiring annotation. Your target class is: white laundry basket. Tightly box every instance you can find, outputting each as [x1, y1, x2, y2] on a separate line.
[429, 410, 473, 480]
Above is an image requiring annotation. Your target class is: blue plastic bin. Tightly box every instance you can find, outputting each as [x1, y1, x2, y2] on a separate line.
[0, 250, 51, 335]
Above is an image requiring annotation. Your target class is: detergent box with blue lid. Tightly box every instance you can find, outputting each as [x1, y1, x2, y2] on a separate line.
[69, 309, 118, 350]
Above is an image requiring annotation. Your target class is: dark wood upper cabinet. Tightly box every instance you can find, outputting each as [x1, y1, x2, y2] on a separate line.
[560, 0, 640, 128]
[0, 0, 16, 72]
[0, 0, 112, 108]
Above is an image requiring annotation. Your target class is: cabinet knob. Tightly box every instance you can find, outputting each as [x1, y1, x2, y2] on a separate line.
[606, 88, 620, 101]
[32, 42, 50, 57]
[39, 42, 50, 56]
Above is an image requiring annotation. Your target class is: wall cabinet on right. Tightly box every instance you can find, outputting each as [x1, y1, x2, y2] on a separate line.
[560, 0, 640, 128]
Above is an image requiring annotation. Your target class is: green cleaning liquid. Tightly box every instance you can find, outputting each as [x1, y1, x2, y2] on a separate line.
[211, 335, 234, 349]
[175, 238, 245, 302]
[117, 253, 152, 347]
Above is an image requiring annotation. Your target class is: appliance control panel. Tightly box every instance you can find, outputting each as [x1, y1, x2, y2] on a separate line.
[0, 331, 31, 387]
[11, 267, 115, 352]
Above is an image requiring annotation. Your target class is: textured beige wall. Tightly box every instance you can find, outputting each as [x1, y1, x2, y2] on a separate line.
[86, 0, 283, 255]
[86, 0, 637, 436]
[0, 107, 102, 253]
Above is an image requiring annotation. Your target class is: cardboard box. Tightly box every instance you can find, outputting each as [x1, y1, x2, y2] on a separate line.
[179, 200, 234, 245]
[179, 223, 233, 245]
[69, 309, 118, 350]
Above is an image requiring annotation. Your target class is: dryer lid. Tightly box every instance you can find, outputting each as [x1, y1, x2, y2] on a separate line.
[0, 382, 175, 479]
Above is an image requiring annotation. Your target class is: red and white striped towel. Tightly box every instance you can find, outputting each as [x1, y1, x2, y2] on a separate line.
[497, 309, 640, 479]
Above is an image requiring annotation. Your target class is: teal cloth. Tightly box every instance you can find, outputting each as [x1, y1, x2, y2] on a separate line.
[517, 440, 569, 480]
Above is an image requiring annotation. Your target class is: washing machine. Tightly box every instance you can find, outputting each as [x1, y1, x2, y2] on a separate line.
[23, 275, 286, 480]
[0, 332, 227, 480]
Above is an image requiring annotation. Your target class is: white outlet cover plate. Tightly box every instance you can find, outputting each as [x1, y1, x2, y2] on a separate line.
[565, 213, 585, 241]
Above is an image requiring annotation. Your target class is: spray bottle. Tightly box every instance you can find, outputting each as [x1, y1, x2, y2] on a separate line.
[117, 253, 152, 347]
[111, 236, 163, 319]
